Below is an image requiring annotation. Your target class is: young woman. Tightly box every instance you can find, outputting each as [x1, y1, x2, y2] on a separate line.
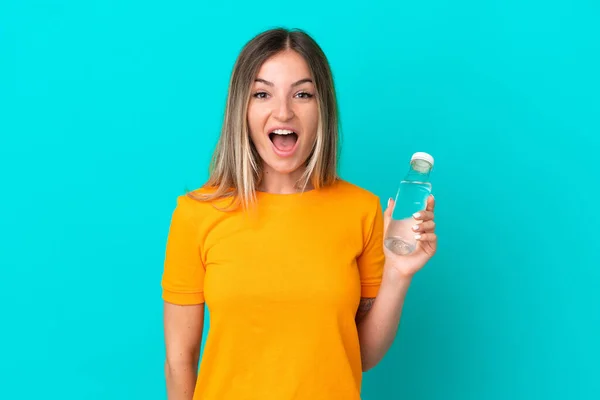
[161, 27, 437, 400]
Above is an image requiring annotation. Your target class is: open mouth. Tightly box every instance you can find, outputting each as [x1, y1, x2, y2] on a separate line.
[269, 129, 299, 153]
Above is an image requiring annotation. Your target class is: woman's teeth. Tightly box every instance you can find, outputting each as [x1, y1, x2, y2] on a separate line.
[271, 129, 295, 135]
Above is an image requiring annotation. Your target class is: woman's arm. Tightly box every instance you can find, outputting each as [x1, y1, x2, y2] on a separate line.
[164, 302, 205, 400]
[356, 269, 412, 371]
[356, 195, 437, 371]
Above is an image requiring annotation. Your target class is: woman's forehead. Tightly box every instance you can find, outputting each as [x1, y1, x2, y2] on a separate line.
[255, 51, 312, 85]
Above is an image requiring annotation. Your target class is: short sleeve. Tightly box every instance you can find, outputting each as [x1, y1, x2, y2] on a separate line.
[356, 197, 385, 298]
[161, 195, 205, 305]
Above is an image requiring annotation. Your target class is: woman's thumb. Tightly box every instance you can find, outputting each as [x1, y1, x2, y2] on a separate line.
[383, 197, 394, 233]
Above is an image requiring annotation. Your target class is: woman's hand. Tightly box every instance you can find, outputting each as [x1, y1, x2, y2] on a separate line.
[383, 194, 437, 279]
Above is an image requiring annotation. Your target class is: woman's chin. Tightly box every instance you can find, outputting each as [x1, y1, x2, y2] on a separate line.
[263, 158, 306, 176]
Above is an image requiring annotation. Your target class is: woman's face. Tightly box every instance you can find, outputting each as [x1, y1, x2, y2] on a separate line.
[247, 50, 319, 177]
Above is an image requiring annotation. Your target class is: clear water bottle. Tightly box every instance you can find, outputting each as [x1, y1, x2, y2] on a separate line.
[384, 152, 434, 255]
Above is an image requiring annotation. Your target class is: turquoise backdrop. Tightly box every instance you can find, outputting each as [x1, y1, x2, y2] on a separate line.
[1, 1, 598, 399]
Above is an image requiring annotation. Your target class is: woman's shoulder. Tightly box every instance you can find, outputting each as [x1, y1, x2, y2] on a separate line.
[171, 185, 235, 218]
[328, 179, 381, 205]
[323, 180, 383, 228]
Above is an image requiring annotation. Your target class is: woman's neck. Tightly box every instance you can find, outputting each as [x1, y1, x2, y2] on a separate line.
[257, 167, 314, 194]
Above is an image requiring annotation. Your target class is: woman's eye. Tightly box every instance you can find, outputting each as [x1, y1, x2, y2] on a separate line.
[253, 92, 269, 99]
[296, 92, 314, 99]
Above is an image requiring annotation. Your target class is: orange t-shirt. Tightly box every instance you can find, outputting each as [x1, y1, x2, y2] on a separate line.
[161, 179, 385, 400]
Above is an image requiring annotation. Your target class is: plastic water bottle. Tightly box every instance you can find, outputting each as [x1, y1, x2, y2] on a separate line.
[384, 152, 434, 255]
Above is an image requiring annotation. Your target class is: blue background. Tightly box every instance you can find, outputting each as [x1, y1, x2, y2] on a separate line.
[1, 1, 599, 399]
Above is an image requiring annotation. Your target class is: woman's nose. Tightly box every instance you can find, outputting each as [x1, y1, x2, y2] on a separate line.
[274, 98, 294, 121]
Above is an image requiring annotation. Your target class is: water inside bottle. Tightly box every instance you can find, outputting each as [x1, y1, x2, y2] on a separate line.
[384, 180, 432, 255]
[384, 233, 416, 255]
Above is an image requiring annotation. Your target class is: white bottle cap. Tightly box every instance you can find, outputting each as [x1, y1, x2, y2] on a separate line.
[411, 152, 434, 167]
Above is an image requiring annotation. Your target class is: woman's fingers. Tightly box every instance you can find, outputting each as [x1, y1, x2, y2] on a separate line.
[412, 220, 436, 233]
[414, 232, 437, 242]
[413, 210, 434, 222]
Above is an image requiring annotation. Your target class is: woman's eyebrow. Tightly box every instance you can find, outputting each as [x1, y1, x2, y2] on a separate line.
[254, 78, 314, 87]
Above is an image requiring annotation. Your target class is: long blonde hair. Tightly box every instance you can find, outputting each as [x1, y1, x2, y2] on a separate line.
[189, 28, 340, 209]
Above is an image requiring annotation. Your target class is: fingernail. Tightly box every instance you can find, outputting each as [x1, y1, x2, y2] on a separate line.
[388, 198, 393, 207]
[412, 224, 420, 232]
[415, 234, 422, 240]
[413, 212, 421, 219]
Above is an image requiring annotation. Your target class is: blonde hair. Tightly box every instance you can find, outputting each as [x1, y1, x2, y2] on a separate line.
[189, 28, 340, 209]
